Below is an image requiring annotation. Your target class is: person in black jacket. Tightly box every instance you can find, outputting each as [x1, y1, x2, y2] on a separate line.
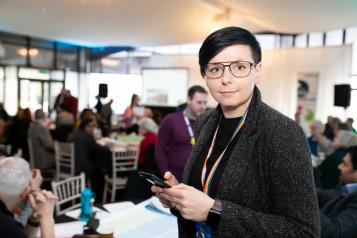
[152, 27, 320, 237]
[67, 118, 111, 198]
[319, 146, 357, 238]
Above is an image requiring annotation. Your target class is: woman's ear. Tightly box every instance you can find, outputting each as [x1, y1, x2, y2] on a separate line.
[254, 62, 262, 85]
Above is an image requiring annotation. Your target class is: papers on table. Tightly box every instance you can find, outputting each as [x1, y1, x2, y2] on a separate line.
[64, 202, 135, 222]
[103, 201, 135, 214]
[65, 206, 110, 221]
[98, 197, 178, 238]
[37, 221, 86, 238]
[58, 198, 177, 238]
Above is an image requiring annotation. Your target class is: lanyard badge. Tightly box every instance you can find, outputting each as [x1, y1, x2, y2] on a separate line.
[201, 110, 248, 194]
[195, 222, 212, 238]
[195, 110, 248, 237]
[183, 110, 195, 145]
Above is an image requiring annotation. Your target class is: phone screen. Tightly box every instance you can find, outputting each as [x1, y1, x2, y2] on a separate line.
[137, 171, 171, 188]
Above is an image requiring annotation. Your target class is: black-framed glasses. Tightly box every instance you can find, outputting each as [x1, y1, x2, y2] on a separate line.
[204, 61, 256, 79]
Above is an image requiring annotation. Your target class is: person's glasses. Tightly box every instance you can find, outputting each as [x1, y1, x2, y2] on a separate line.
[204, 61, 256, 79]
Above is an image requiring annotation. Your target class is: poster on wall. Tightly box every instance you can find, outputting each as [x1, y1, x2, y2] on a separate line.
[142, 68, 188, 106]
[297, 72, 319, 129]
[146, 89, 169, 105]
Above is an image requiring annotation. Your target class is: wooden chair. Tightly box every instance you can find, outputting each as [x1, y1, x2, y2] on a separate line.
[103, 147, 139, 203]
[51, 173, 85, 215]
[54, 141, 75, 181]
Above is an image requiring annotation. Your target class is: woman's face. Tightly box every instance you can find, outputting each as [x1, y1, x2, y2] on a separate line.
[205, 44, 261, 115]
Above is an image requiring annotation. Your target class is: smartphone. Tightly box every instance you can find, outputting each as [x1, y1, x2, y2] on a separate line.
[137, 171, 171, 188]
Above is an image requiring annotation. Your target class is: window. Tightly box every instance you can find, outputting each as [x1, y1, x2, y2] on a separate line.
[4, 66, 17, 115]
[295, 34, 308, 48]
[280, 35, 294, 48]
[346, 26, 357, 44]
[255, 35, 277, 50]
[19, 67, 50, 80]
[326, 30, 343, 46]
[0, 43, 27, 65]
[30, 48, 54, 68]
[309, 32, 323, 47]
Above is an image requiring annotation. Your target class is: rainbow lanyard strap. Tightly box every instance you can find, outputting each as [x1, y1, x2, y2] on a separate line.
[201, 110, 248, 194]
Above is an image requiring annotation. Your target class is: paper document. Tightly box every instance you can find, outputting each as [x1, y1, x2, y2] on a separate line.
[65, 206, 110, 220]
[37, 221, 86, 238]
[98, 197, 178, 238]
[103, 201, 135, 215]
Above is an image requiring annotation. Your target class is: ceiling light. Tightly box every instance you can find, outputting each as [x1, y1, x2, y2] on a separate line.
[16, 48, 39, 57]
[210, 7, 231, 33]
[101, 58, 120, 67]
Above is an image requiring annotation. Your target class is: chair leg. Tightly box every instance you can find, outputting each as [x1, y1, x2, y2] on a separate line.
[111, 183, 115, 202]
[103, 181, 108, 203]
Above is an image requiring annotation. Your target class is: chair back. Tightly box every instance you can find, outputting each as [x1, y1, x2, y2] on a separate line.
[55, 141, 75, 181]
[27, 138, 35, 168]
[51, 173, 85, 216]
[111, 147, 139, 179]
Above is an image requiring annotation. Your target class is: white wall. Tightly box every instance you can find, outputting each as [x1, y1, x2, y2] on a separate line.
[128, 54, 218, 107]
[261, 45, 352, 121]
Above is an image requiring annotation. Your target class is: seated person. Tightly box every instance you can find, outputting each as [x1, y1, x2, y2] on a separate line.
[55, 104, 74, 142]
[11, 169, 43, 227]
[0, 157, 55, 238]
[138, 117, 158, 172]
[309, 120, 325, 157]
[27, 109, 55, 170]
[314, 118, 357, 156]
[319, 146, 357, 237]
[67, 118, 111, 199]
[124, 118, 158, 200]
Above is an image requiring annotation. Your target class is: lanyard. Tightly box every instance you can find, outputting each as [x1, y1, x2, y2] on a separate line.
[183, 110, 195, 145]
[201, 110, 248, 194]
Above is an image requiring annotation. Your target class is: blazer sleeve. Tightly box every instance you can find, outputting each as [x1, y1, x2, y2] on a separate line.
[86, 134, 111, 157]
[320, 197, 357, 238]
[217, 123, 320, 237]
[38, 127, 54, 151]
[155, 115, 173, 176]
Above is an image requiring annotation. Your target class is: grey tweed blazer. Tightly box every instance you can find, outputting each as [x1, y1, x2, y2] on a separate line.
[178, 87, 320, 238]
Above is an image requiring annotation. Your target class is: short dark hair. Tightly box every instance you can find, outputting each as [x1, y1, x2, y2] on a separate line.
[348, 146, 357, 170]
[199, 26, 261, 77]
[34, 109, 45, 120]
[79, 118, 93, 130]
[187, 85, 207, 99]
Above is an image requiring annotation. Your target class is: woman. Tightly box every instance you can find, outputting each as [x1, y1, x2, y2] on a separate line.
[122, 94, 141, 134]
[138, 117, 158, 171]
[152, 27, 320, 237]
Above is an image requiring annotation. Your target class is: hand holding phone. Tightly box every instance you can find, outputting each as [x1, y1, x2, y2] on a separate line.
[137, 171, 171, 188]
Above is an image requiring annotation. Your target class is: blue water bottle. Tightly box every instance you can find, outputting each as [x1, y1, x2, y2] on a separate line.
[80, 187, 93, 222]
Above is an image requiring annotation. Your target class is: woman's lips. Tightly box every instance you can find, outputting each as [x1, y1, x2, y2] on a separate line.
[219, 90, 238, 96]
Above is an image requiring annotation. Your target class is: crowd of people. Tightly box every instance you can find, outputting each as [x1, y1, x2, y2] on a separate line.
[0, 26, 357, 238]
